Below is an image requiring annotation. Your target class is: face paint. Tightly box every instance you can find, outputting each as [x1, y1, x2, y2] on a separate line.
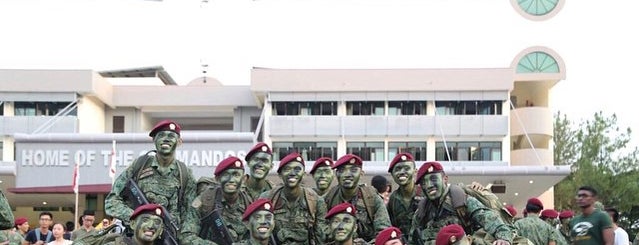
[218, 168, 244, 194]
[153, 131, 179, 156]
[248, 152, 273, 179]
[336, 165, 361, 189]
[420, 173, 445, 200]
[278, 161, 304, 188]
[312, 166, 334, 191]
[330, 213, 357, 242]
[391, 162, 415, 186]
[249, 210, 275, 241]
[133, 214, 164, 243]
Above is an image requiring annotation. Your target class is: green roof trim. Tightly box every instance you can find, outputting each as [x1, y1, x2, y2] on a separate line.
[517, 0, 559, 16]
[517, 51, 560, 73]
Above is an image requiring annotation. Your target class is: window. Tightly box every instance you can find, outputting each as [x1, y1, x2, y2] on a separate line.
[272, 102, 337, 116]
[346, 101, 385, 116]
[435, 101, 456, 115]
[347, 142, 384, 161]
[272, 142, 337, 161]
[436, 101, 503, 115]
[14, 102, 76, 116]
[388, 142, 426, 161]
[388, 101, 426, 115]
[86, 194, 98, 212]
[0, 142, 3, 161]
[113, 116, 125, 133]
[479, 101, 502, 115]
[435, 142, 502, 161]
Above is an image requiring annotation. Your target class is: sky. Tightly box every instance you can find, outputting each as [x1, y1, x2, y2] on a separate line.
[1, 0, 637, 148]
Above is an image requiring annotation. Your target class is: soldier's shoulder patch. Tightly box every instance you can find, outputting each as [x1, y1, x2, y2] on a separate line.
[138, 167, 155, 179]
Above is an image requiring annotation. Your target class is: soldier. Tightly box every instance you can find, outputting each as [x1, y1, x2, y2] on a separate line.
[193, 156, 253, 243]
[513, 198, 557, 245]
[435, 224, 472, 245]
[558, 210, 573, 244]
[569, 186, 613, 245]
[1, 193, 24, 245]
[310, 157, 335, 198]
[325, 203, 367, 245]
[324, 154, 391, 243]
[104, 204, 166, 245]
[540, 209, 560, 228]
[504, 205, 517, 223]
[375, 227, 405, 245]
[105, 120, 214, 244]
[386, 153, 421, 242]
[259, 152, 328, 245]
[410, 161, 514, 245]
[243, 143, 275, 200]
[233, 198, 276, 245]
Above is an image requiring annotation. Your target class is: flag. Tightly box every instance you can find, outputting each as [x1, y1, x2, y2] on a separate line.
[109, 140, 117, 183]
[72, 162, 80, 194]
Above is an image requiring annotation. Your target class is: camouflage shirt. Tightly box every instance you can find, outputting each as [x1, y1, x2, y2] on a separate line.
[410, 186, 514, 244]
[0, 230, 25, 245]
[387, 187, 422, 242]
[193, 186, 253, 242]
[325, 185, 391, 243]
[243, 175, 274, 201]
[0, 190, 14, 230]
[105, 155, 211, 244]
[513, 214, 557, 245]
[260, 186, 328, 245]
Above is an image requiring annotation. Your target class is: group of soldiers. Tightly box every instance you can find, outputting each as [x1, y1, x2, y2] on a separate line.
[0, 119, 625, 245]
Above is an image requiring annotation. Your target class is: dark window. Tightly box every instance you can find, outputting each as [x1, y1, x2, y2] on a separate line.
[272, 142, 337, 161]
[346, 142, 384, 161]
[112, 116, 125, 133]
[435, 142, 501, 161]
[346, 101, 384, 115]
[479, 101, 502, 115]
[388, 142, 427, 160]
[14, 101, 76, 116]
[272, 102, 337, 116]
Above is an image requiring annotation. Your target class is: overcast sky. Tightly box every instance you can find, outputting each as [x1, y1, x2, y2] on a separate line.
[1, 0, 637, 148]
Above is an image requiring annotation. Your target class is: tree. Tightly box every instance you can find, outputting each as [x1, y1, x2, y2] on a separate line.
[553, 111, 639, 235]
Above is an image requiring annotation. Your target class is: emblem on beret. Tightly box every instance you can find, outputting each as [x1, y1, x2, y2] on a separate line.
[346, 207, 352, 213]
[235, 161, 241, 167]
[349, 158, 356, 164]
[391, 231, 397, 238]
[325, 160, 330, 165]
[428, 166, 434, 172]
[296, 157, 302, 162]
[401, 155, 407, 161]
[264, 203, 271, 210]
[450, 236, 457, 243]
[261, 146, 268, 152]
[169, 123, 176, 130]
[155, 208, 162, 216]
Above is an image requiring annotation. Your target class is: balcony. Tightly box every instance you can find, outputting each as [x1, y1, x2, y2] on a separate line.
[0, 116, 78, 135]
[510, 107, 553, 137]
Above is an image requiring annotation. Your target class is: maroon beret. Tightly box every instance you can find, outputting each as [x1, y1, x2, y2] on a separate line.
[325, 202, 357, 220]
[388, 153, 415, 173]
[415, 161, 444, 184]
[526, 197, 544, 210]
[131, 204, 164, 220]
[505, 205, 517, 217]
[435, 224, 466, 245]
[214, 156, 244, 176]
[14, 217, 28, 226]
[540, 209, 559, 219]
[278, 152, 305, 172]
[559, 210, 574, 219]
[245, 142, 272, 161]
[149, 120, 181, 137]
[375, 226, 403, 245]
[333, 154, 363, 169]
[310, 157, 334, 174]
[242, 198, 274, 221]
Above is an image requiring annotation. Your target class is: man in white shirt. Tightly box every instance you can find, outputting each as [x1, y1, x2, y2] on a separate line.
[605, 207, 630, 245]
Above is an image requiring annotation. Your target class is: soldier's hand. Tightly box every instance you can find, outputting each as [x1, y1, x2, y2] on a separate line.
[492, 239, 511, 245]
[469, 181, 486, 191]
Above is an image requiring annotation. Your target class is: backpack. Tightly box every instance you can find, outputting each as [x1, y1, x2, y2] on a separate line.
[449, 183, 513, 226]
[72, 224, 121, 245]
[262, 186, 321, 244]
[324, 184, 377, 223]
[34, 229, 53, 243]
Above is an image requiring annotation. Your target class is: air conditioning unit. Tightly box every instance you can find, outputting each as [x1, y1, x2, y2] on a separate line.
[490, 183, 507, 194]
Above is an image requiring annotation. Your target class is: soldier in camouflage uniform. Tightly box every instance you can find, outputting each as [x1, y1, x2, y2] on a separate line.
[375, 227, 405, 245]
[105, 120, 214, 245]
[325, 203, 367, 245]
[233, 198, 276, 245]
[386, 153, 421, 242]
[104, 204, 165, 245]
[435, 224, 472, 245]
[558, 210, 573, 244]
[324, 154, 391, 243]
[243, 143, 275, 200]
[0, 189, 20, 245]
[513, 198, 557, 245]
[259, 152, 328, 245]
[409, 161, 513, 245]
[193, 156, 253, 242]
[310, 157, 334, 198]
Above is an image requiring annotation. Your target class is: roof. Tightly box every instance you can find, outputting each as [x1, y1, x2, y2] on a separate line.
[98, 66, 177, 85]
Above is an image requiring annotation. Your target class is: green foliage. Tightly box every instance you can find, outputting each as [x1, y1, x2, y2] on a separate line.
[553, 111, 639, 235]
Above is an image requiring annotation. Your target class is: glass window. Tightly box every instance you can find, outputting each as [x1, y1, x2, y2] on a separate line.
[435, 142, 501, 161]
[347, 142, 384, 161]
[272, 102, 337, 116]
[14, 102, 76, 116]
[388, 142, 426, 161]
[479, 101, 503, 115]
[435, 101, 456, 115]
[272, 142, 337, 161]
[347, 101, 385, 116]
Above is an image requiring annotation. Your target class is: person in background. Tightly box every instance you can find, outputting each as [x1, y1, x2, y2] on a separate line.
[62, 222, 73, 240]
[371, 175, 391, 205]
[14, 218, 29, 238]
[569, 186, 613, 245]
[513, 198, 557, 245]
[558, 210, 574, 244]
[435, 224, 472, 245]
[46, 223, 72, 245]
[24, 212, 54, 245]
[374, 227, 405, 245]
[71, 210, 96, 240]
[605, 207, 630, 245]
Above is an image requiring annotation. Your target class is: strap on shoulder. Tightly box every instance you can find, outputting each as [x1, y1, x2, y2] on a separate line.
[304, 189, 317, 221]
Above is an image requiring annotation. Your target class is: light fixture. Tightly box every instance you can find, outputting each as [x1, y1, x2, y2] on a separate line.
[529, 180, 534, 184]
[514, 193, 519, 196]
[42, 201, 47, 205]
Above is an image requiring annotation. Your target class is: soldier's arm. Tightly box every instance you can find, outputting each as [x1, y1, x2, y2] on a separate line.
[315, 196, 329, 243]
[466, 197, 513, 243]
[409, 210, 422, 245]
[372, 193, 391, 232]
[104, 169, 135, 223]
[179, 167, 204, 241]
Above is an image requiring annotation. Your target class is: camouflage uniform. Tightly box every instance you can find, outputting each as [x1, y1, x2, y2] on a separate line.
[0, 190, 14, 231]
[409, 186, 514, 244]
[513, 213, 557, 245]
[105, 155, 208, 244]
[259, 186, 328, 245]
[193, 186, 253, 242]
[243, 176, 274, 201]
[325, 185, 391, 242]
[387, 187, 421, 242]
[0, 230, 25, 245]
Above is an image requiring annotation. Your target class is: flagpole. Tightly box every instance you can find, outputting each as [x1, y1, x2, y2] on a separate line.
[73, 161, 80, 230]
[110, 140, 117, 185]
[74, 189, 79, 230]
